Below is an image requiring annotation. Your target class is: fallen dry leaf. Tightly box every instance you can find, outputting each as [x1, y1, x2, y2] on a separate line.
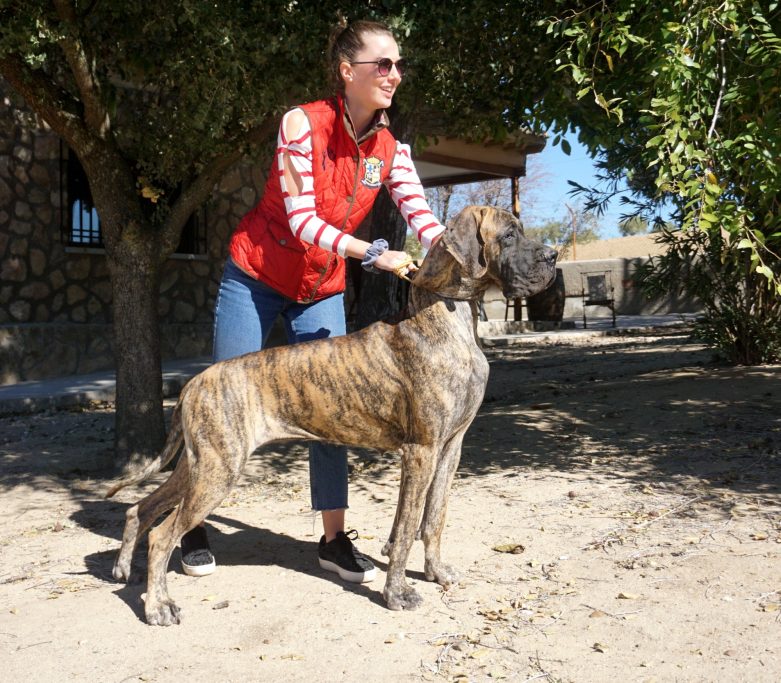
[617, 592, 639, 600]
[492, 543, 525, 555]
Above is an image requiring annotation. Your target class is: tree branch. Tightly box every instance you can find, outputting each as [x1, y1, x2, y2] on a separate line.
[708, 38, 727, 140]
[160, 117, 278, 254]
[0, 53, 89, 150]
[52, 0, 108, 136]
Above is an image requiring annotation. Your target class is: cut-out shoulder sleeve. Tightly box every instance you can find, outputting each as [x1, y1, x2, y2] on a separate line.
[277, 109, 354, 257]
[384, 142, 445, 250]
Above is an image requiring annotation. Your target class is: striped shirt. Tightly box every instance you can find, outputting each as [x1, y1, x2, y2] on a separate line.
[277, 108, 445, 258]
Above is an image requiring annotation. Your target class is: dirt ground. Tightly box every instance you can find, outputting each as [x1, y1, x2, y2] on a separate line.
[1, 326, 780, 683]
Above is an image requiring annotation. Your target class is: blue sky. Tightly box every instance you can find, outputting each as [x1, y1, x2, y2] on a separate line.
[524, 136, 627, 239]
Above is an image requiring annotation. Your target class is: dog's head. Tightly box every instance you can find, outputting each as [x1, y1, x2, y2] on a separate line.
[414, 205, 557, 300]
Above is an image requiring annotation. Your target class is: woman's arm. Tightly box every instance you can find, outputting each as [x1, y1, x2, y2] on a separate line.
[279, 109, 357, 257]
[279, 110, 414, 272]
[384, 142, 446, 249]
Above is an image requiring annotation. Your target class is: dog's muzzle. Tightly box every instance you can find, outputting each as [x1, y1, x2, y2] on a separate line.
[502, 245, 558, 300]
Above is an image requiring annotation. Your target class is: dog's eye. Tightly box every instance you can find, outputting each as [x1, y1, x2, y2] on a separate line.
[501, 231, 516, 243]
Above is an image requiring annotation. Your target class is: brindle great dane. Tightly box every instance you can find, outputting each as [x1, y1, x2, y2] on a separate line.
[106, 205, 557, 625]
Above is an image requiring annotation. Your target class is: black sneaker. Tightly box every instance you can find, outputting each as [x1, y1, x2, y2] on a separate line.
[180, 524, 216, 577]
[318, 530, 377, 583]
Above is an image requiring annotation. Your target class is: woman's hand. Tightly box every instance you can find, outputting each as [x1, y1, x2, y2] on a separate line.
[374, 249, 418, 278]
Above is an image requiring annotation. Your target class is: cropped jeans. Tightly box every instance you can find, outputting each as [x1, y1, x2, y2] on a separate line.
[212, 257, 349, 511]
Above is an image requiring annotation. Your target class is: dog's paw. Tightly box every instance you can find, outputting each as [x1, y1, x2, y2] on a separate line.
[424, 561, 459, 588]
[145, 600, 182, 626]
[112, 558, 132, 583]
[384, 584, 423, 611]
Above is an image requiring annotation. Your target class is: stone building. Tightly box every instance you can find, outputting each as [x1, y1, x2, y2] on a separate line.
[0, 86, 264, 384]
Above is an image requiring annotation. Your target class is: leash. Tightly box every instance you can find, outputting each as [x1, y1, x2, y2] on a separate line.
[393, 258, 416, 283]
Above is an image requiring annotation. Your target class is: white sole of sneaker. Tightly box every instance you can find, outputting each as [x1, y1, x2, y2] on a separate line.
[181, 560, 216, 577]
[319, 557, 376, 583]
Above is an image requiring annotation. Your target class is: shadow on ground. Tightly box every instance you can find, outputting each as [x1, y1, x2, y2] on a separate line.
[75, 502, 403, 622]
[2, 328, 779, 521]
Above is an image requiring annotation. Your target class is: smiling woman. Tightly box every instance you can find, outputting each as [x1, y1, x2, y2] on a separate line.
[179, 19, 448, 585]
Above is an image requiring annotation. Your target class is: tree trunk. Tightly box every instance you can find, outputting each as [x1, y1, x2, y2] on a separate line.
[353, 190, 410, 329]
[353, 108, 416, 329]
[106, 241, 166, 473]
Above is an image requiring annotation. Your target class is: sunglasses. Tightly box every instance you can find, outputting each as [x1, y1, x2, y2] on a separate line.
[350, 57, 407, 77]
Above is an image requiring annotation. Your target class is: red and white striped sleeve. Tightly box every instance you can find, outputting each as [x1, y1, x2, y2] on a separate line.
[384, 142, 446, 250]
[278, 109, 354, 258]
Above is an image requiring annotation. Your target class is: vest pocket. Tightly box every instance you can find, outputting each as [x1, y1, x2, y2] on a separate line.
[267, 219, 308, 253]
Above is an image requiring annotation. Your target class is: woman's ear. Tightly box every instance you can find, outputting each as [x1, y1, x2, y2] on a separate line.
[339, 61, 353, 83]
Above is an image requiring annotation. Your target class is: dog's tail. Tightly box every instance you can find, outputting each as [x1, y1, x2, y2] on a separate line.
[104, 399, 185, 499]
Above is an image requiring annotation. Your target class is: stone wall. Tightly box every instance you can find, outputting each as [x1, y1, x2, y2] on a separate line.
[557, 258, 700, 319]
[0, 85, 266, 384]
[480, 256, 700, 322]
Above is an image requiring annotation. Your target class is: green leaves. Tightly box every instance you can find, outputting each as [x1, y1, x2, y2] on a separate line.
[542, 0, 781, 363]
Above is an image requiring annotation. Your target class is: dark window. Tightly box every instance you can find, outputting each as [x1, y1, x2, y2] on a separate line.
[60, 143, 207, 254]
[172, 191, 208, 256]
[61, 143, 102, 246]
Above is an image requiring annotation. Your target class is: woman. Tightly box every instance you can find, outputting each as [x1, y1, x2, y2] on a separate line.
[180, 20, 446, 582]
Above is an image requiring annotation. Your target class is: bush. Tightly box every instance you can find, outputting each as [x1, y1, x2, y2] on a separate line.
[636, 228, 781, 365]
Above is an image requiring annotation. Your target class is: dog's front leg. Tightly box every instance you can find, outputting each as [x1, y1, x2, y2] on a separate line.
[419, 428, 468, 588]
[383, 443, 437, 611]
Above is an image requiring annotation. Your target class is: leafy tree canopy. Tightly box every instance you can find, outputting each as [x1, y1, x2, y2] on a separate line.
[524, 209, 601, 251]
[544, 0, 781, 292]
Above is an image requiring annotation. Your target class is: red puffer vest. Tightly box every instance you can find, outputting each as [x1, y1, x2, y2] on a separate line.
[229, 95, 397, 302]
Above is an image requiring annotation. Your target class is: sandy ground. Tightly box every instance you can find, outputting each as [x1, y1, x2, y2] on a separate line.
[1, 327, 780, 683]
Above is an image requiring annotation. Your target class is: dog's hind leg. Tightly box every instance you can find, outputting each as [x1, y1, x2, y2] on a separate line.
[418, 427, 468, 588]
[112, 455, 190, 583]
[383, 443, 437, 611]
[144, 447, 237, 626]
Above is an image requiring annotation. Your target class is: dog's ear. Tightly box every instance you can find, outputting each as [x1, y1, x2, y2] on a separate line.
[440, 206, 489, 278]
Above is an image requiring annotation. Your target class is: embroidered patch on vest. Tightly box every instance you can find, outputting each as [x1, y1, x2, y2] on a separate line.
[361, 156, 384, 188]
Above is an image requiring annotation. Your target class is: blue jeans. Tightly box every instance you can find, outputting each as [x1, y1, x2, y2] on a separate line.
[213, 257, 349, 511]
